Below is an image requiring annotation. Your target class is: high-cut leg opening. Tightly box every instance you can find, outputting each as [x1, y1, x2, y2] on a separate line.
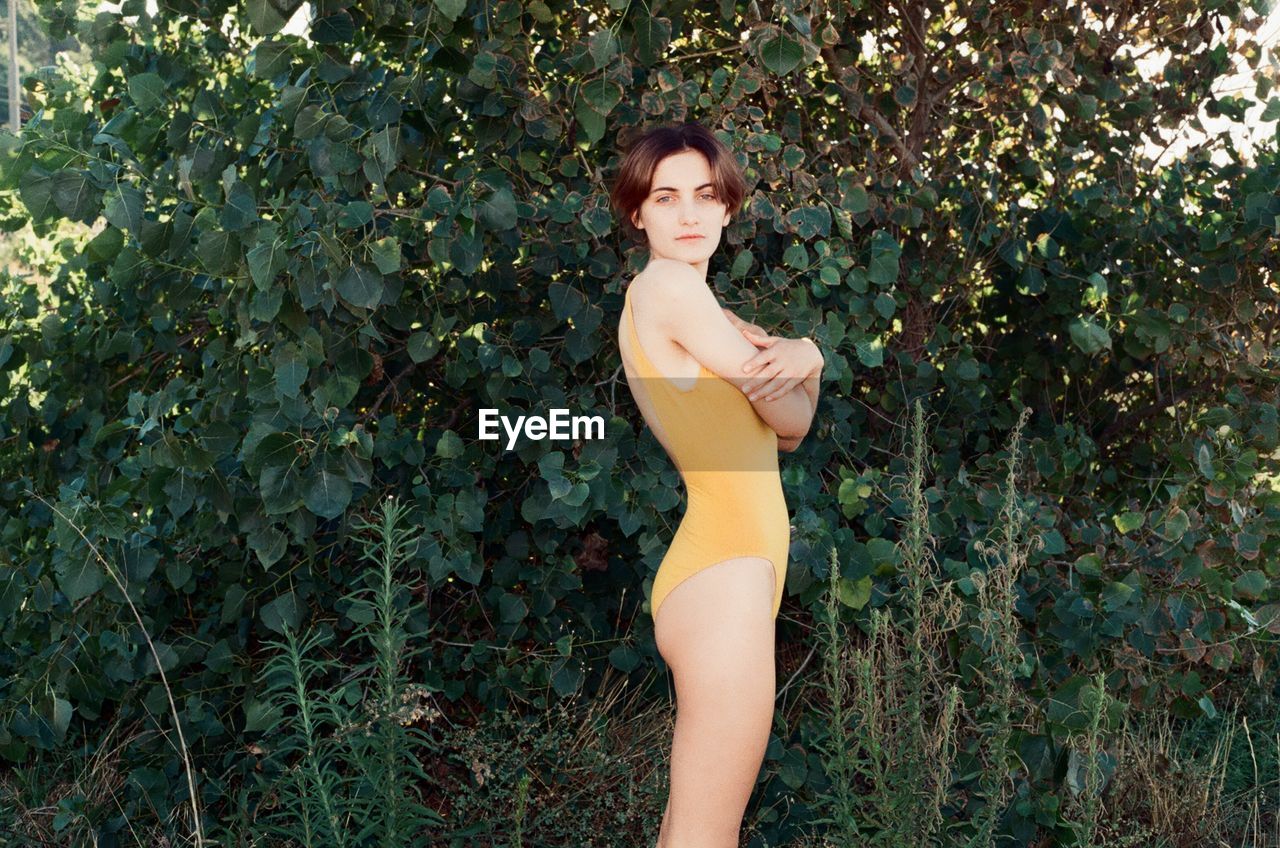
[652, 554, 782, 631]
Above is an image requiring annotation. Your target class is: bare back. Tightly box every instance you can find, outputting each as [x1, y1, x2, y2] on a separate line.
[617, 272, 709, 465]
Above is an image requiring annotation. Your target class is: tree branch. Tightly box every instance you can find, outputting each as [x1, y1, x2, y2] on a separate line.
[819, 44, 919, 170]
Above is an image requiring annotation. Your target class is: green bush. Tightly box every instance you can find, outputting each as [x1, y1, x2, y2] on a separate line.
[1, 0, 1277, 843]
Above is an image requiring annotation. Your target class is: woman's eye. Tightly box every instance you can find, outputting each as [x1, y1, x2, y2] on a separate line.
[656, 194, 717, 202]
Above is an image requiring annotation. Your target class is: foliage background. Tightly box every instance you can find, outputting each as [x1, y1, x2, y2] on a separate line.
[0, 0, 1278, 843]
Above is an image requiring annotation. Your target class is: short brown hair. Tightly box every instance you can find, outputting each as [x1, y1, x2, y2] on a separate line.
[609, 122, 747, 244]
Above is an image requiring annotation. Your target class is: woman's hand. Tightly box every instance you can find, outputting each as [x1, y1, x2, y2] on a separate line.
[739, 330, 823, 402]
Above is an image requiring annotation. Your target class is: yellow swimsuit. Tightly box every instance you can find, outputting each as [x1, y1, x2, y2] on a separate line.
[621, 283, 791, 621]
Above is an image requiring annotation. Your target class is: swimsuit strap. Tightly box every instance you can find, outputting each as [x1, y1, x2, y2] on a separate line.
[623, 285, 659, 379]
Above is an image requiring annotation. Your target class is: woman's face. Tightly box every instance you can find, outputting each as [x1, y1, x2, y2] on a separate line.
[630, 149, 730, 277]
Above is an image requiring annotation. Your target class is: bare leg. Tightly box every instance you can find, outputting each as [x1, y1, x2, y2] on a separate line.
[653, 556, 777, 848]
[656, 797, 671, 847]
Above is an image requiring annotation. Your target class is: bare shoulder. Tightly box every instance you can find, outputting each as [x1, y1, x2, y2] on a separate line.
[637, 257, 703, 287]
[632, 259, 708, 308]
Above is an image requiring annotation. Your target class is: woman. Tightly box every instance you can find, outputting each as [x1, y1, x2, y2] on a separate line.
[609, 122, 823, 847]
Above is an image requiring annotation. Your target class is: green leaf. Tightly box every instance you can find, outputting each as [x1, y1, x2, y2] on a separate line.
[250, 39, 293, 81]
[1074, 553, 1103, 577]
[1101, 580, 1135, 611]
[835, 575, 872, 609]
[142, 642, 179, 675]
[220, 181, 258, 231]
[86, 225, 123, 263]
[408, 331, 440, 363]
[608, 645, 641, 672]
[845, 185, 870, 214]
[587, 29, 619, 70]
[1233, 570, 1268, 600]
[18, 165, 58, 221]
[1156, 506, 1189, 542]
[759, 33, 804, 76]
[562, 482, 590, 507]
[247, 236, 287, 290]
[550, 659, 583, 696]
[196, 229, 239, 275]
[468, 52, 499, 88]
[1196, 443, 1215, 479]
[51, 169, 101, 223]
[304, 464, 352, 520]
[49, 696, 73, 744]
[632, 16, 672, 65]
[273, 343, 307, 398]
[782, 243, 809, 269]
[337, 201, 373, 228]
[436, 430, 463, 458]
[581, 79, 623, 115]
[370, 236, 401, 273]
[548, 476, 572, 500]
[787, 204, 831, 239]
[1068, 316, 1111, 354]
[335, 263, 384, 309]
[365, 90, 402, 127]
[432, 0, 466, 23]
[128, 73, 167, 111]
[248, 524, 288, 570]
[103, 183, 145, 235]
[243, 698, 283, 734]
[261, 591, 304, 635]
[867, 230, 900, 285]
[855, 336, 884, 368]
[294, 105, 328, 140]
[479, 185, 518, 230]
[778, 744, 808, 789]
[1113, 510, 1145, 533]
[1046, 676, 1090, 731]
[56, 556, 105, 602]
[367, 126, 402, 166]
[873, 292, 896, 319]
[500, 593, 529, 624]
[244, 0, 298, 34]
[312, 12, 355, 44]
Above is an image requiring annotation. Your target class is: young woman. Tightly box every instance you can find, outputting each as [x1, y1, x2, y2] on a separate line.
[609, 122, 823, 847]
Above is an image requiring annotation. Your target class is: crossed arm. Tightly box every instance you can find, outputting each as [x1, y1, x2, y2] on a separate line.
[635, 258, 824, 452]
[721, 307, 823, 452]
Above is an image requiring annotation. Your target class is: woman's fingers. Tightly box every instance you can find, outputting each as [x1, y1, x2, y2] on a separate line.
[758, 376, 803, 402]
[747, 372, 806, 401]
[745, 366, 786, 400]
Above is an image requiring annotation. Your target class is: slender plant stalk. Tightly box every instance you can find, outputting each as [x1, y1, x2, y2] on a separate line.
[25, 488, 205, 847]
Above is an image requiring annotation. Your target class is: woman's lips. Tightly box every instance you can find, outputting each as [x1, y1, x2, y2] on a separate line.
[676, 235, 704, 240]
